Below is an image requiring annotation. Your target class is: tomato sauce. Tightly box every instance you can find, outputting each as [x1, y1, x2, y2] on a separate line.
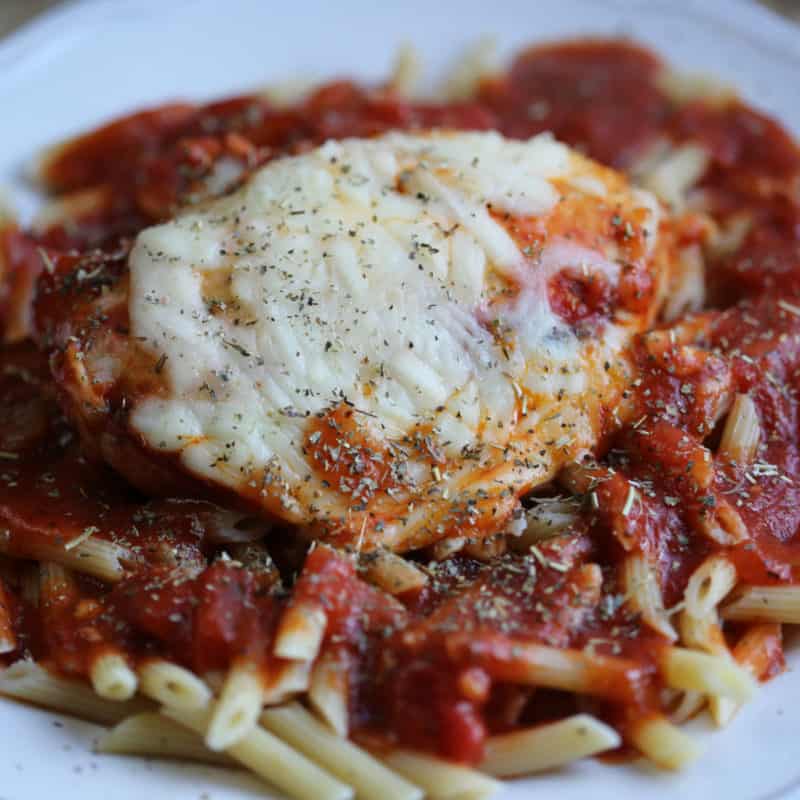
[2, 38, 800, 765]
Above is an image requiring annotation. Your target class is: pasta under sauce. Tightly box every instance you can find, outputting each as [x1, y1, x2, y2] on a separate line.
[1, 39, 799, 790]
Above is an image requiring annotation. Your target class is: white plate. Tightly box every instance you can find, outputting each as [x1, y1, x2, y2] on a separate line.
[1, 1, 799, 798]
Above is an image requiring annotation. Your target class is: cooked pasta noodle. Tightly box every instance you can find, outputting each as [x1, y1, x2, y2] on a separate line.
[138, 660, 212, 711]
[718, 394, 761, 465]
[309, 651, 349, 736]
[98, 712, 235, 766]
[383, 751, 501, 800]
[164, 706, 354, 800]
[90, 653, 138, 702]
[274, 603, 328, 661]
[480, 715, 621, 776]
[205, 660, 264, 750]
[261, 703, 423, 800]
[0, 660, 151, 725]
[0, 533, 132, 583]
[722, 586, 800, 625]
[621, 553, 678, 641]
[628, 716, 704, 771]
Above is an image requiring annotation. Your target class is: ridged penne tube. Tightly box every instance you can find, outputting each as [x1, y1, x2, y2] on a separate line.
[718, 394, 761, 464]
[669, 690, 706, 724]
[360, 549, 428, 595]
[98, 712, 234, 766]
[262, 659, 311, 705]
[449, 638, 642, 702]
[657, 70, 737, 107]
[721, 585, 800, 624]
[621, 553, 677, 641]
[684, 556, 737, 619]
[681, 557, 742, 726]
[90, 652, 138, 701]
[0, 535, 132, 583]
[733, 623, 782, 677]
[274, 603, 327, 661]
[661, 243, 705, 321]
[430, 536, 466, 561]
[164, 706, 354, 800]
[390, 43, 423, 98]
[628, 716, 704, 771]
[32, 186, 114, 235]
[0, 660, 150, 725]
[640, 143, 709, 211]
[206, 661, 263, 750]
[0, 578, 16, 654]
[309, 651, 349, 736]
[659, 647, 755, 703]
[480, 714, 621, 777]
[437, 36, 499, 102]
[679, 612, 727, 657]
[383, 751, 501, 800]
[678, 613, 735, 727]
[261, 703, 422, 800]
[713, 623, 781, 728]
[138, 660, 212, 711]
[511, 499, 580, 550]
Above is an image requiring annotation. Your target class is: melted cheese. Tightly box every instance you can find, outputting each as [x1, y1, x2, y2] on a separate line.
[128, 131, 668, 549]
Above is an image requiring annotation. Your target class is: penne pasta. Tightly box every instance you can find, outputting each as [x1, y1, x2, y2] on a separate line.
[669, 690, 706, 724]
[274, 603, 328, 661]
[90, 652, 139, 702]
[437, 36, 499, 102]
[164, 706, 354, 800]
[138, 660, 212, 711]
[732, 623, 783, 677]
[713, 624, 783, 728]
[657, 69, 737, 107]
[628, 715, 704, 771]
[0, 660, 151, 725]
[309, 650, 350, 736]
[98, 712, 234, 766]
[262, 658, 311, 705]
[718, 394, 761, 465]
[679, 556, 740, 727]
[621, 553, 677, 641]
[511, 498, 580, 550]
[659, 647, 755, 704]
[449, 637, 643, 702]
[390, 44, 423, 98]
[360, 549, 428, 595]
[383, 751, 501, 800]
[480, 714, 621, 777]
[684, 556, 737, 620]
[0, 535, 133, 583]
[262, 703, 423, 800]
[640, 143, 709, 211]
[206, 660, 264, 751]
[662, 243, 705, 321]
[721, 585, 800, 625]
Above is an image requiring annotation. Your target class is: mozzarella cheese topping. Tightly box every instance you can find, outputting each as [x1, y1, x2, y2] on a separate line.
[128, 131, 670, 550]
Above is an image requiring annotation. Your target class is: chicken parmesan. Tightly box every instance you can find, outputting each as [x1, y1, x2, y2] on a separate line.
[1, 36, 800, 800]
[36, 131, 673, 552]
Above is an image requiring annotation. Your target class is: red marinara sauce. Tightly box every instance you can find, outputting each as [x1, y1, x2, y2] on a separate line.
[2, 38, 800, 768]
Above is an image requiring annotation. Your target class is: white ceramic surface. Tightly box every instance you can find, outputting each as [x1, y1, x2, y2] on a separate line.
[1, 1, 799, 798]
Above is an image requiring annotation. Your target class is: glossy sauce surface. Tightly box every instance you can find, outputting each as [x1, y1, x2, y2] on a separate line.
[2, 39, 800, 765]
